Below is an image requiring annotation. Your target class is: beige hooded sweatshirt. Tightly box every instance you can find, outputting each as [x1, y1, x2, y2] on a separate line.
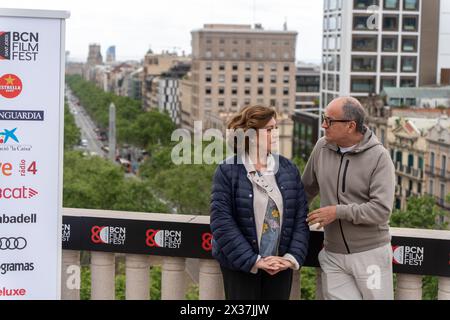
[302, 128, 395, 254]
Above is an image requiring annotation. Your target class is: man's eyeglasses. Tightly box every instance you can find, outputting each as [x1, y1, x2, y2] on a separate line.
[321, 114, 354, 127]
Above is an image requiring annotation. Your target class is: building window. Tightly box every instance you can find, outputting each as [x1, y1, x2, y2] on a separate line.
[400, 77, 416, 87]
[429, 179, 434, 195]
[270, 75, 277, 84]
[205, 75, 212, 82]
[283, 87, 289, 95]
[231, 87, 238, 95]
[206, 38, 212, 44]
[283, 75, 289, 84]
[205, 98, 212, 109]
[351, 77, 376, 93]
[258, 87, 264, 95]
[401, 56, 417, 72]
[283, 99, 289, 109]
[258, 63, 264, 71]
[244, 87, 251, 95]
[245, 75, 251, 83]
[270, 99, 276, 107]
[382, 36, 398, 52]
[380, 77, 397, 91]
[352, 35, 377, 51]
[404, 0, 419, 11]
[257, 51, 264, 59]
[206, 50, 212, 58]
[205, 87, 211, 95]
[384, 0, 399, 9]
[245, 52, 251, 58]
[219, 38, 225, 44]
[270, 87, 276, 95]
[231, 99, 238, 108]
[271, 63, 277, 72]
[352, 56, 377, 72]
[205, 63, 212, 71]
[383, 15, 399, 31]
[328, 74, 335, 91]
[402, 37, 418, 52]
[430, 152, 435, 174]
[245, 63, 251, 71]
[284, 64, 290, 72]
[403, 16, 419, 32]
[354, 0, 379, 9]
[219, 63, 225, 71]
[258, 75, 264, 83]
[232, 63, 238, 71]
[219, 50, 225, 58]
[232, 50, 239, 59]
[441, 155, 447, 177]
[232, 75, 238, 83]
[218, 87, 225, 95]
[218, 75, 225, 83]
[353, 15, 371, 30]
[381, 56, 397, 72]
[218, 99, 225, 107]
[271, 52, 277, 59]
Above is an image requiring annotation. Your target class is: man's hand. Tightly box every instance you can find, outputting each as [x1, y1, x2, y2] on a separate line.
[306, 206, 337, 229]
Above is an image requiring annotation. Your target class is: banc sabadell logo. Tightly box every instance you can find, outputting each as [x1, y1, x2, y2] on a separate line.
[0, 31, 39, 62]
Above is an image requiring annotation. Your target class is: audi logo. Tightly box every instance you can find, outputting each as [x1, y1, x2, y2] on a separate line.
[0, 237, 27, 250]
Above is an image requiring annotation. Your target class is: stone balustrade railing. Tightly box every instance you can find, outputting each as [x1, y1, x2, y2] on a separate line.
[61, 208, 450, 300]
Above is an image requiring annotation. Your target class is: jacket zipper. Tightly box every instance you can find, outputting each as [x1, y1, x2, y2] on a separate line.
[337, 153, 351, 254]
[342, 160, 350, 193]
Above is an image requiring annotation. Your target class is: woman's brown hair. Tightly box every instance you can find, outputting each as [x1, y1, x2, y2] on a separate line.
[227, 105, 277, 154]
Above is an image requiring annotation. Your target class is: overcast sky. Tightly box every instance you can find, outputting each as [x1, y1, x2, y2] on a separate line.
[6, 0, 324, 63]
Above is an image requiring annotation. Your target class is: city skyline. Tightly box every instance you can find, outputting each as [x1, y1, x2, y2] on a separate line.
[7, 0, 324, 63]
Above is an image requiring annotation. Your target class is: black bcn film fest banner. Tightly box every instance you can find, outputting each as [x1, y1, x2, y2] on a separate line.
[62, 215, 450, 277]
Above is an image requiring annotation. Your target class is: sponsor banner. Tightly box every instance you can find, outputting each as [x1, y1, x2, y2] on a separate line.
[0, 10, 68, 300]
[62, 216, 450, 277]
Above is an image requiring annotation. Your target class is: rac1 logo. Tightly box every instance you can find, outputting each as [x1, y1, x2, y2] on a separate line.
[0, 74, 22, 98]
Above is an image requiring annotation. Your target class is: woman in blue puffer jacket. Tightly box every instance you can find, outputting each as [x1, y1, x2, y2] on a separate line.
[210, 105, 310, 300]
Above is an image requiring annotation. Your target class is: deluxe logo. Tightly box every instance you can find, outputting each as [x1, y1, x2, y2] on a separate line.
[0, 213, 37, 224]
[62, 224, 71, 242]
[0, 287, 26, 297]
[0, 186, 38, 200]
[0, 74, 22, 98]
[0, 128, 19, 144]
[91, 226, 126, 245]
[0, 110, 44, 121]
[0, 262, 34, 275]
[0, 31, 39, 61]
[392, 245, 424, 266]
[146, 229, 182, 249]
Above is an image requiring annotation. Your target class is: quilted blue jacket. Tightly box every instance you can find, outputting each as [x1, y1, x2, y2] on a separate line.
[210, 155, 310, 273]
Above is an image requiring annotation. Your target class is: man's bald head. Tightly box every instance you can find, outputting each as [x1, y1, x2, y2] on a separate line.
[327, 97, 367, 133]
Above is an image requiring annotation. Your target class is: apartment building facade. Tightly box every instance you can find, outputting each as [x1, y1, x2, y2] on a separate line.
[186, 24, 297, 157]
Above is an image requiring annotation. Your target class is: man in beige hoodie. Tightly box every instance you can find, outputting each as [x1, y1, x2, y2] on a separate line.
[302, 97, 395, 300]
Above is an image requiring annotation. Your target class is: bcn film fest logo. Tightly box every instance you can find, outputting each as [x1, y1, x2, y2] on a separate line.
[146, 229, 182, 248]
[91, 226, 126, 245]
[0, 31, 39, 61]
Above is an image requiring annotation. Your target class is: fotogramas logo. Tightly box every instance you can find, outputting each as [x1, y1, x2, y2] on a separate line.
[0, 31, 39, 61]
[146, 229, 182, 249]
[91, 226, 126, 245]
[0, 262, 35, 275]
[392, 246, 425, 266]
[0, 74, 22, 98]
